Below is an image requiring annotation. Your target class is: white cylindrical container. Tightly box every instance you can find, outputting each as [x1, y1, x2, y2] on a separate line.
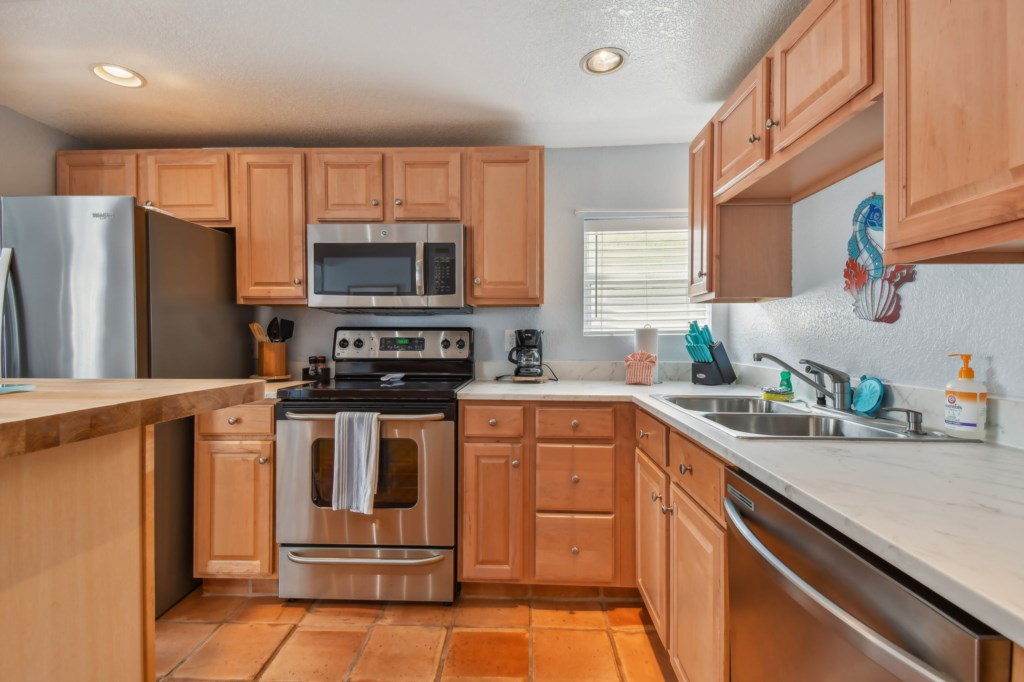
[634, 328, 659, 383]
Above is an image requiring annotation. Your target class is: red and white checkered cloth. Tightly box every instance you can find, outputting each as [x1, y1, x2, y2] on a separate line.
[625, 351, 657, 385]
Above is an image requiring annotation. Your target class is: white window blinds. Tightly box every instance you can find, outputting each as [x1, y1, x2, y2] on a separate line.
[582, 216, 708, 336]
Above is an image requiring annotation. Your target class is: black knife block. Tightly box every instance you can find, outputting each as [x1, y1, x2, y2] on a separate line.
[691, 342, 737, 386]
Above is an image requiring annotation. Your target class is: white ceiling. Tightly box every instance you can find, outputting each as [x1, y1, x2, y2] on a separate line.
[0, 0, 809, 148]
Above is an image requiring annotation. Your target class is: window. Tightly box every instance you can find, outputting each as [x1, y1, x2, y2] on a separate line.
[583, 215, 708, 336]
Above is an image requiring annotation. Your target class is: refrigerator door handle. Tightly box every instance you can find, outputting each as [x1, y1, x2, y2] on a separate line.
[0, 247, 11, 379]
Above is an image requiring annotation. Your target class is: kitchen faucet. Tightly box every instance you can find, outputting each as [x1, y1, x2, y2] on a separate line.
[752, 353, 852, 411]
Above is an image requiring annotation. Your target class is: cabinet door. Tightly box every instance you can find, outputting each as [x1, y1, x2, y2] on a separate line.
[669, 486, 726, 682]
[308, 150, 384, 222]
[635, 450, 669, 645]
[55, 151, 137, 196]
[712, 58, 771, 196]
[884, 0, 1024, 254]
[391, 151, 461, 220]
[536, 443, 615, 513]
[467, 148, 543, 305]
[194, 440, 274, 577]
[688, 122, 713, 298]
[770, 0, 873, 153]
[461, 442, 525, 581]
[139, 150, 231, 223]
[233, 151, 306, 302]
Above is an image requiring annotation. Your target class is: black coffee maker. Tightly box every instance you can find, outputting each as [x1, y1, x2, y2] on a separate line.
[508, 329, 543, 379]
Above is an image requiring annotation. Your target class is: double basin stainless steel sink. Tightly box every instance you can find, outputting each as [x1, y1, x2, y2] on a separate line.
[656, 395, 955, 441]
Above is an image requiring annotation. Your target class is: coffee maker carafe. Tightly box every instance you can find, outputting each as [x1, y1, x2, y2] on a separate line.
[508, 329, 543, 379]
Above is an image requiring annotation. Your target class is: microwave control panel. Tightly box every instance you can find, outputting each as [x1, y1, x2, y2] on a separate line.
[426, 243, 457, 296]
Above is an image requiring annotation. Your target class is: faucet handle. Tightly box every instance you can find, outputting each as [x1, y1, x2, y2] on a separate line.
[799, 359, 851, 382]
[877, 407, 925, 435]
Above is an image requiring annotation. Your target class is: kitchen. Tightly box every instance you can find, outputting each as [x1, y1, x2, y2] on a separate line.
[1, 0, 1023, 681]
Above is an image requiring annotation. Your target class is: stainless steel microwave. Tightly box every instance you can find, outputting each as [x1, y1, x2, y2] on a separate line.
[307, 223, 465, 311]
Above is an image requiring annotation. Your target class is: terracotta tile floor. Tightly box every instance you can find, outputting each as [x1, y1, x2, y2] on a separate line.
[157, 588, 673, 681]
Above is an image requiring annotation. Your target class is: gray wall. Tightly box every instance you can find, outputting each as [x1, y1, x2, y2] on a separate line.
[722, 161, 1024, 398]
[266, 143, 692, 364]
[0, 105, 84, 194]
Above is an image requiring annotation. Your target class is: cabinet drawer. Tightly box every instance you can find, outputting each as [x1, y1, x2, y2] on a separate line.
[535, 513, 616, 584]
[535, 407, 615, 440]
[636, 410, 667, 466]
[669, 432, 725, 523]
[463, 405, 525, 438]
[197, 404, 274, 437]
[536, 444, 615, 513]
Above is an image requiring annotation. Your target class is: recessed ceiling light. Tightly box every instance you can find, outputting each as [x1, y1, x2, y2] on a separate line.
[580, 47, 627, 75]
[91, 63, 146, 88]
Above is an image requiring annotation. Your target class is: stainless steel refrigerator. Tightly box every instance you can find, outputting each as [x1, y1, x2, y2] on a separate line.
[0, 195, 252, 615]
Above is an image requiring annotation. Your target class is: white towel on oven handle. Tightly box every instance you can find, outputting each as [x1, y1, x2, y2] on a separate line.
[332, 411, 380, 514]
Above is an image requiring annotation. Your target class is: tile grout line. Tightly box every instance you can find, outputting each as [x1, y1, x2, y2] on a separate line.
[432, 624, 455, 682]
[251, 622, 298, 681]
[340, 604, 384, 680]
[602, 606, 630, 682]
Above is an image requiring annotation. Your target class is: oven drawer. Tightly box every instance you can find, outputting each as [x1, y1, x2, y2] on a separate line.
[535, 444, 615, 513]
[536, 407, 616, 440]
[279, 546, 455, 602]
[463, 405, 525, 438]
[534, 513, 616, 584]
[198, 404, 274, 437]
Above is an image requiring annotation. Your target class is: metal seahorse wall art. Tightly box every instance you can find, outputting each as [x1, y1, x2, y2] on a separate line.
[843, 193, 916, 323]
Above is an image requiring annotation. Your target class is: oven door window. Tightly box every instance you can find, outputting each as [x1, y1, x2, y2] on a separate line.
[313, 243, 416, 297]
[311, 437, 418, 509]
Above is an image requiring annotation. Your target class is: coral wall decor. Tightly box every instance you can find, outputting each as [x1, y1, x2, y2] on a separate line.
[843, 193, 916, 323]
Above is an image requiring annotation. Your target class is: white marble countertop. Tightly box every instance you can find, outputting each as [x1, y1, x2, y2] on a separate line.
[459, 379, 1024, 644]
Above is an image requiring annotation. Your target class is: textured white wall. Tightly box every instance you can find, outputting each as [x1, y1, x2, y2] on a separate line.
[266, 143, 692, 364]
[722, 162, 1024, 398]
[0, 105, 84, 194]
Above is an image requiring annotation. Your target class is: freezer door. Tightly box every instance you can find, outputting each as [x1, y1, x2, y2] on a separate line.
[0, 196, 139, 378]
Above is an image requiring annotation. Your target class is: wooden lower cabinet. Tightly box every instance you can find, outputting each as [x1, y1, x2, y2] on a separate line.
[535, 513, 616, 584]
[635, 449, 670, 645]
[669, 484, 726, 682]
[460, 442, 526, 581]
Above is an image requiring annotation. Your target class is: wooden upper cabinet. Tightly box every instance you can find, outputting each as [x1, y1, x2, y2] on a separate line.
[308, 150, 385, 222]
[56, 151, 137, 196]
[884, 0, 1024, 263]
[466, 148, 544, 306]
[391, 151, 461, 220]
[688, 122, 713, 299]
[713, 58, 771, 196]
[460, 442, 526, 581]
[770, 0, 873, 153]
[233, 150, 306, 303]
[139, 150, 231, 223]
[635, 450, 670, 646]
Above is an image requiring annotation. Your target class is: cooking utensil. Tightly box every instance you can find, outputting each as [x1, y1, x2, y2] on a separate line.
[267, 317, 281, 342]
[279, 319, 294, 342]
[249, 322, 268, 343]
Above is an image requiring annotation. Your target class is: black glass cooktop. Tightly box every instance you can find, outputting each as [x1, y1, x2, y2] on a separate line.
[277, 377, 471, 402]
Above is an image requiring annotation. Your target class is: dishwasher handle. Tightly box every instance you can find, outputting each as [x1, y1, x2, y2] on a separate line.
[724, 499, 955, 682]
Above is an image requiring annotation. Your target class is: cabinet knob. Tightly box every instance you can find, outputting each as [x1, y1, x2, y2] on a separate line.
[371, 199, 380, 206]
[765, 118, 779, 130]
[258, 457, 268, 464]
[570, 419, 580, 430]
[227, 417, 239, 425]
[679, 464, 693, 475]
[511, 459, 521, 468]
[651, 491, 662, 502]
[697, 270, 706, 278]
[488, 418, 497, 426]
[571, 474, 580, 484]
[395, 198, 403, 206]
[473, 277, 482, 285]
[661, 504, 674, 515]
[638, 430, 649, 438]
[293, 278, 302, 285]
[570, 546, 580, 555]
[748, 134, 761, 144]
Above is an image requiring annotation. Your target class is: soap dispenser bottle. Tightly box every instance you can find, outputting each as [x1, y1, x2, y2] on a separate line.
[944, 354, 987, 439]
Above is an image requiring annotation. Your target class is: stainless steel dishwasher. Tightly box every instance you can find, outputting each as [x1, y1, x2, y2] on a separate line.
[724, 470, 1011, 682]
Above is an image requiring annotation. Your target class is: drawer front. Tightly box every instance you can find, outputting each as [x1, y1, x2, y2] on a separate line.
[669, 432, 724, 523]
[463, 405, 525, 438]
[197, 404, 274, 437]
[536, 444, 615, 513]
[536, 407, 616, 440]
[636, 410, 668, 466]
[535, 513, 616, 584]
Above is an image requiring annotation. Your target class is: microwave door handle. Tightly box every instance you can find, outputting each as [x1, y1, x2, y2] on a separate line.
[414, 242, 425, 297]
[724, 500, 954, 682]
[284, 412, 446, 422]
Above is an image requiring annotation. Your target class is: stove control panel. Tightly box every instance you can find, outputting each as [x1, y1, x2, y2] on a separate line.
[334, 328, 472, 361]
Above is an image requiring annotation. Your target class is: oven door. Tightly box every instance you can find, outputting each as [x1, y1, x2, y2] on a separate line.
[307, 222, 463, 309]
[276, 403, 455, 547]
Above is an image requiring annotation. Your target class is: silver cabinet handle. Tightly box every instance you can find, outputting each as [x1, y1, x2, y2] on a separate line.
[292, 278, 302, 285]
[571, 474, 580, 484]
[227, 417, 239, 425]
[661, 504, 674, 515]
[697, 270, 706, 278]
[570, 546, 580, 555]
[651, 491, 662, 502]
[285, 411, 445, 422]
[724, 500, 952, 682]
[748, 134, 761, 143]
[287, 550, 444, 567]
[371, 199, 380, 206]
[679, 464, 693, 475]
[511, 459, 521, 468]
[414, 242, 425, 296]
[395, 198, 403, 206]
[765, 118, 779, 129]
[258, 457, 268, 464]
[570, 419, 580, 430]
[488, 418, 497, 426]
[473, 277, 482, 285]
[638, 430, 649, 438]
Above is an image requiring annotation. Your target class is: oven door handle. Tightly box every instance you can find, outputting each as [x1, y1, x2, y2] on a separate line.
[286, 550, 446, 567]
[284, 412, 446, 422]
[724, 499, 953, 682]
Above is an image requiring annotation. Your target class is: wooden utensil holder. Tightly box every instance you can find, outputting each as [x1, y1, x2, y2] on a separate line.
[258, 342, 288, 377]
